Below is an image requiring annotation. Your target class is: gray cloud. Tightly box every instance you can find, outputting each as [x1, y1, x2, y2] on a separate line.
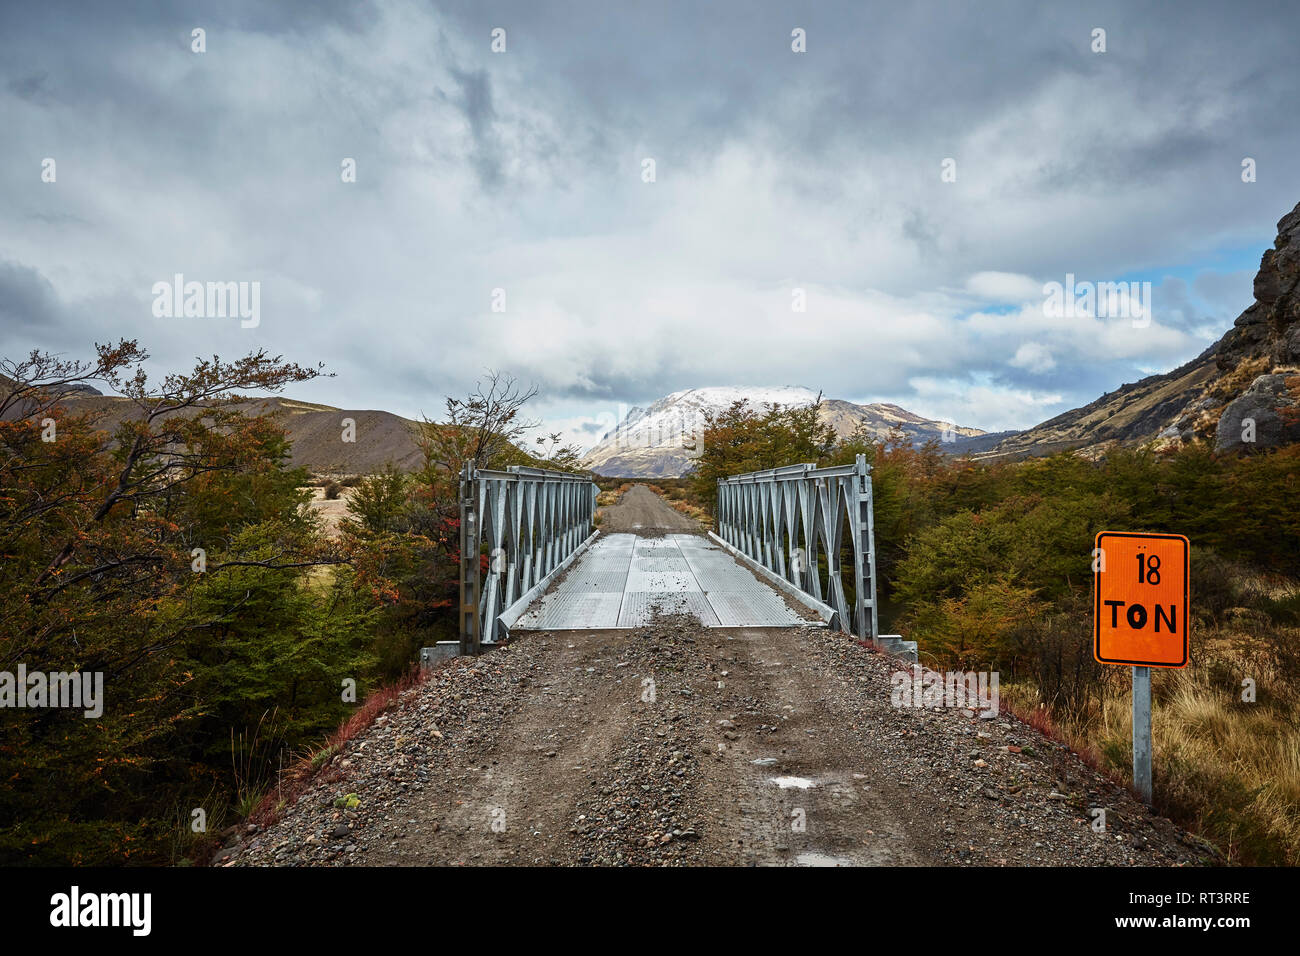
[1, 0, 1298, 442]
[0, 261, 64, 334]
[447, 68, 501, 187]
[6, 72, 48, 101]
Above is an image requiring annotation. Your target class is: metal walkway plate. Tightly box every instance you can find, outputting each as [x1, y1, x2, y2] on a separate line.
[511, 533, 816, 630]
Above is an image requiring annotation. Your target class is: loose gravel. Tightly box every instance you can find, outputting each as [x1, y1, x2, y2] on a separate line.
[230, 617, 1211, 867]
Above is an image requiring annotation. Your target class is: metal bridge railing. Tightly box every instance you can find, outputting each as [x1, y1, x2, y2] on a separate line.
[716, 453, 878, 642]
[459, 461, 599, 653]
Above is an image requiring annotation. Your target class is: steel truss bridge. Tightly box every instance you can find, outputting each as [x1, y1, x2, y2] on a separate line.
[437, 454, 914, 663]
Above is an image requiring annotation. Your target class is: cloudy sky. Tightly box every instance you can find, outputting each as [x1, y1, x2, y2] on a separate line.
[3, 0, 1298, 450]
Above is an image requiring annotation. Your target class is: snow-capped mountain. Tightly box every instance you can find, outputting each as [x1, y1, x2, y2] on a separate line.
[581, 386, 998, 477]
[582, 386, 816, 477]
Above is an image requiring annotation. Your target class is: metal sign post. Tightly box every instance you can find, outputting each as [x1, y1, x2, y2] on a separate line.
[1131, 665, 1152, 804]
[1094, 531, 1189, 806]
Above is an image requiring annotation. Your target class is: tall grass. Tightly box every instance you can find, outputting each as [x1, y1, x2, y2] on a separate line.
[1001, 573, 1300, 865]
[247, 665, 431, 828]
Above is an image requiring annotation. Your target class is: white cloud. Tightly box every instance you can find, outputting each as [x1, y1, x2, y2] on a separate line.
[1010, 342, 1056, 374]
[966, 271, 1041, 303]
[907, 376, 1065, 433]
[1, 0, 1293, 439]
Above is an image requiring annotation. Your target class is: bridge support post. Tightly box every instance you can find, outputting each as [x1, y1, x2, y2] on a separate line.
[459, 460, 482, 656]
[854, 453, 879, 643]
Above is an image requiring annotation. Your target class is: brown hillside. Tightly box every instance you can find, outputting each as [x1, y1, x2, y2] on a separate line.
[55, 393, 425, 476]
[990, 199, 1300, 458]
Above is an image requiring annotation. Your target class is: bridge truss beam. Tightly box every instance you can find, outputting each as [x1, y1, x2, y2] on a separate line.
[716, 453, 879, 642]
[459, 462, 599, 654]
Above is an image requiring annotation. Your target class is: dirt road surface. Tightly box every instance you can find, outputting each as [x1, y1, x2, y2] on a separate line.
[232, 488, 1211, 867]
[598, 483, 701, 535]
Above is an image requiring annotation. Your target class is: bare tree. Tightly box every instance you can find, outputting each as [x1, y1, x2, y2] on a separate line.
[420, 370, 539, 474]
[534, 431, 585, 472]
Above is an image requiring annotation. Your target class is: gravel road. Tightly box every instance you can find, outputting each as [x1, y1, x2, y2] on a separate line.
[229, 488, 1212, 868]
[597, 483, 701, 535]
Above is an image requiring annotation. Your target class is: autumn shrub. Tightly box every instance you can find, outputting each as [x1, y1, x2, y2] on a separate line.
[0, 343, 385, 864]
[689, 398, 837, 506]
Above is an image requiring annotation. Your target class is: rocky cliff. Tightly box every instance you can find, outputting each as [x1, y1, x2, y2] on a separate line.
[989, 200, 1300, 458]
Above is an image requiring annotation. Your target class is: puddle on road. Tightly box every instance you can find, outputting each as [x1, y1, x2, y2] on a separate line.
[770, 775, 816, 789]
[795, 851, 853, 867]
[751, 757, 779, 766]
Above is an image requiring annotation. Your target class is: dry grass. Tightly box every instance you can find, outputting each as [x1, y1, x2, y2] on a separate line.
[300, 484, 354, 539]
[1005, 621, 1300, 865]
[596, 482, 633, 507]
[246, 665, 432, 829]
[645, 482, 713, 526]
[1145, 654, 1299, 865]
[1210, 354, 1272, 399]
[666, 498, 711, 525]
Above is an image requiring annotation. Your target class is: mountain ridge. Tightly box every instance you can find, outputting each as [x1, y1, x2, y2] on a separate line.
[38, 391, 427, 476]
[38, 194, 1300, 482]
[582, 386, 994, 477]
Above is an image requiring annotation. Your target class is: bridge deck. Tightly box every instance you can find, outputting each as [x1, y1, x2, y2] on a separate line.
[512, 532, 815, 630]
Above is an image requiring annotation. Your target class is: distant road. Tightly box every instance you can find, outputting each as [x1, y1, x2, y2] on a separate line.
[597, 483, 701, 534]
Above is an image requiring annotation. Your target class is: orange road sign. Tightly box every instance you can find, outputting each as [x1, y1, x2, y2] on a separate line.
[1094, 531, 1189, 668]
